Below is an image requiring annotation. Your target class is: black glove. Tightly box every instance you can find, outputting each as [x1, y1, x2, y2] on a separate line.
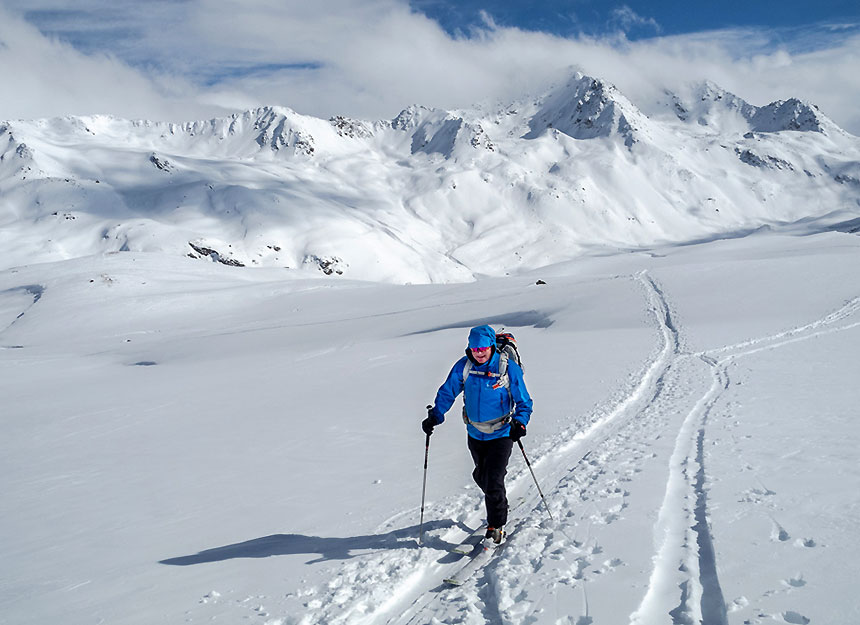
[422, 405, 438, 436]
[509, 419, 526, 442]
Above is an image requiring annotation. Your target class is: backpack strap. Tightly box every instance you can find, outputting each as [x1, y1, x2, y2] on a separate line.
[494, 353, 509, 390]
[462, 353, 509, 387]
[461, 353, 515, 433]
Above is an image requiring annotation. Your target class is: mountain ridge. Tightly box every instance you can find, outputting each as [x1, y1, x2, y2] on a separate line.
[1, 72, 858, 283]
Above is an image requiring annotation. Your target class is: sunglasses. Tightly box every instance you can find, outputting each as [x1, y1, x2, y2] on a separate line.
[470, 346, 492, 353]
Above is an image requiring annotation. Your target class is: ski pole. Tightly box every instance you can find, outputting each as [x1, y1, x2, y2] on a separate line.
[518, 440, 553, 520]
[418, 431, 431, 545]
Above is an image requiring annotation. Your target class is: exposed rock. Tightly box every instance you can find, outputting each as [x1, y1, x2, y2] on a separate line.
[303, 254, 346, 275]
[735, 148, 795, 171]
[149, 154, 172, 172]
[330, 116, 373, 139]
[188, 242, 245, 267]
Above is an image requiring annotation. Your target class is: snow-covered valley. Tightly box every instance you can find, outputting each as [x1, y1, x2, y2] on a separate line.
[2, 229, 859, 624]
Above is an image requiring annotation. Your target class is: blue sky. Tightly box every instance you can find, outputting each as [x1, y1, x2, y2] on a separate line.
[16, 1, 860, 56]
[0, 1, 859, 133]
[413, 0, 859, 41]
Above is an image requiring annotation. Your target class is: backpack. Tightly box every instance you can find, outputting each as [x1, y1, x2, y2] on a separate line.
[495, 331, 522, 372]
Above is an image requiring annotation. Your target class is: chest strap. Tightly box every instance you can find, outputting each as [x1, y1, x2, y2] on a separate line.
[461, 354, 515, 433]
[462, 353, 510, 389]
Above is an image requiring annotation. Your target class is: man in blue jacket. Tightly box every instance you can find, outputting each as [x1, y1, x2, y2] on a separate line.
[422, 325, 533, 544]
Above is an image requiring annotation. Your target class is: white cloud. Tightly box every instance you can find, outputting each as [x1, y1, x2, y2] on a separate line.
[610, 5, 661, 35]
[0, 6, 227, 121]
[0, 1, 858, 135]
[604, 28, 860, 134]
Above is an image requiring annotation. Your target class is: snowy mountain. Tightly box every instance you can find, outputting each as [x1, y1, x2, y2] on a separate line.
[1, 71, 858, 282]
[523, 73, 650, 146]
[667, 80, 834, 134]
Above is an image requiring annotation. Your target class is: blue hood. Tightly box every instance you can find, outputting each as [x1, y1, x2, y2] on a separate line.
[468, 325, 496, 350]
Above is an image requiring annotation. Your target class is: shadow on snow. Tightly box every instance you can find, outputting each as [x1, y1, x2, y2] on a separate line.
[404, 309, 554, 336]
[159, 520, 464, 566]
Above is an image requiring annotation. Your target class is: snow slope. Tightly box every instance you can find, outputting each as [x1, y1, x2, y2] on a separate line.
[2, 229, 859, 625]
[1, 73, 858, 282]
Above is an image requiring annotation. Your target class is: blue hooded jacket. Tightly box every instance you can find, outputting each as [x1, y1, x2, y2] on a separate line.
[430, 325, 533, 441]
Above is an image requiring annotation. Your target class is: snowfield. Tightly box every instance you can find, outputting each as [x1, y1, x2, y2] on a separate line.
[2, 230, 858, 625]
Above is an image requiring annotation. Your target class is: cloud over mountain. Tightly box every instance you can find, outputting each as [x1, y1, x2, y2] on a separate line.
[1, 3, 859, 136]
[2, 73, 858, 283]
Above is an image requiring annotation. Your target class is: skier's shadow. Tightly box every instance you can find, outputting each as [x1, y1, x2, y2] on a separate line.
[159, 520, 466, 566]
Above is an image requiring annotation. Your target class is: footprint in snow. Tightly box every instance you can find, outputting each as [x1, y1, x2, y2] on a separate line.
[594, 557, 624, 575]
[200, 591, 221, 604]
[728, 595, 749, 612]
[782, 575, 806, 588]
[770, 522, 791, 542]
[571, 557, 590, 581]
[739, 487, 775, 504]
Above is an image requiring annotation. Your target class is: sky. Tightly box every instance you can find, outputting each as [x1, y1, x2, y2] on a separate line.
[415, 0, 859, 40]
[1, 1, 859, 134]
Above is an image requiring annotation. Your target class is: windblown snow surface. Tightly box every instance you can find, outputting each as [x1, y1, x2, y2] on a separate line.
[2, 229, 859, 625]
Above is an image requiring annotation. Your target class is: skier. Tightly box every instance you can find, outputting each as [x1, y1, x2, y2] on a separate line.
[422, 324, 533, 543]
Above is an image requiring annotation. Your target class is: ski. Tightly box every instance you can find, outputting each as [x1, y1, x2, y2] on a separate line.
[441, 492, 533, 585]
[449, 527, 486, 555]
[443, 534, 507, 585]
[446, 496, 525, 556]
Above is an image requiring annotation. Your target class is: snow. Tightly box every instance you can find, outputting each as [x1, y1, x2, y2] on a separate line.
[2, 228, 859, 625]
[2, 69, 859, 624]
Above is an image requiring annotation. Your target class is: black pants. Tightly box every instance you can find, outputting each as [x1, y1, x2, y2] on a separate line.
[467, 436, 513, 528]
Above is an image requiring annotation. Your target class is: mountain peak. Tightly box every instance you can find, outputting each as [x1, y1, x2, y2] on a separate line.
[523, 73, 648, 147]
[748, 98, 830, 133]
[669, 81, 833, 134]
[391, 104, 436, 131]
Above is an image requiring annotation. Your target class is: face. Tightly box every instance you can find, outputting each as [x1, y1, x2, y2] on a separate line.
[470, 346, 492, 364]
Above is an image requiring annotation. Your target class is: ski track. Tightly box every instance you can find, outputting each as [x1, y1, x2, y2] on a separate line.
[243, 274, 860, 625]
[291, 270, 682, 625]
[631, 280, 859, 625]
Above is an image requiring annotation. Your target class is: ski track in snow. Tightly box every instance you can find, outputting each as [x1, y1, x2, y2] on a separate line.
[285, 271, 682, 625]
[630, 280, 860, 625]
[226, 273, 860, 625]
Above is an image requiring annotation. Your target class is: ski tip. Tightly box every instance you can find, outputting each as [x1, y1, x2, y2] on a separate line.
[443, 578, 463, 586]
